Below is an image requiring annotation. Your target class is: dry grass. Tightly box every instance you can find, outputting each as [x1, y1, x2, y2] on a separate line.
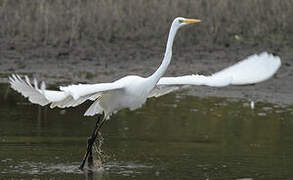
[0, 0, 293, 48]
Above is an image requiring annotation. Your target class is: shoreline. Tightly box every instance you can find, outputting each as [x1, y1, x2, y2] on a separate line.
[1, 44, 292, 106]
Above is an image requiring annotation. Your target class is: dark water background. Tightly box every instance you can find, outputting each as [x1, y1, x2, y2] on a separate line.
[0, 83, 293, 180]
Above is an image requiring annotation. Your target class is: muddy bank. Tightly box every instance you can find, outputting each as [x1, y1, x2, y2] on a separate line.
[0, 42, 292, 105]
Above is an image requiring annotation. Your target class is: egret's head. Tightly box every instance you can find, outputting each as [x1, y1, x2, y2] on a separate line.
[173, 17, 201, 28]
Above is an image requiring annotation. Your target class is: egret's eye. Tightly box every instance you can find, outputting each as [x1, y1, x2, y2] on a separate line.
[178, 19, 184, 23]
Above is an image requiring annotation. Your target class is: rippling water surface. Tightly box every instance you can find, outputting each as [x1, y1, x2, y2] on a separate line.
[0, 84, 293, 180]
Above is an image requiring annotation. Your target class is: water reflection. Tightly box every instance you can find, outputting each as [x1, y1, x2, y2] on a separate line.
[0, 83, 293, 179]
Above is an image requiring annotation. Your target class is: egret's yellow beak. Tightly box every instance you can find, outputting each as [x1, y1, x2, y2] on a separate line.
[183, 19, 201, 24]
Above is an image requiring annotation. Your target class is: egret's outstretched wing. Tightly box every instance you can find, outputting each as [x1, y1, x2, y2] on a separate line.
[9, 75, 124, 115]
[149, 75, 232, 98]
[149, 52, 281, 98]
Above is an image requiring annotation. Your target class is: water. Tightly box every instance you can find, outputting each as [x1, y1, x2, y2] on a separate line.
[1, 83, 293, 180]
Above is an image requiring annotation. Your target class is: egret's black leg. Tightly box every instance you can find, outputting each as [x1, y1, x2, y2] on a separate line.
[79, 113, 106, 170]
[87, 137, 94, 168]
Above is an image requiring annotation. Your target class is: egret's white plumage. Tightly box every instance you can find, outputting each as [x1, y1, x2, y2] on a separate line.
[9, 17, 281, 120]
[151, 52, 281, 97]
[9, 74, 50, 106]
[212, 52, 281, 85]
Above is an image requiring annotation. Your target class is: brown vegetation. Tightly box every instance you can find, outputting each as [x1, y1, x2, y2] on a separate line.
[0, 0, 293, 49]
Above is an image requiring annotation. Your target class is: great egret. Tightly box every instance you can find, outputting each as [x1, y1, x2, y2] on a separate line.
[9, 17, 281, 170]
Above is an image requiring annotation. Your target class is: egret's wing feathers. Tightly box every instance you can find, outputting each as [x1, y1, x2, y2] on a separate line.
[50, 93, 101, 109]
[60, 82, 124, 100]
[9, 75, 123, 113]
[148, 75, 232, 98]
[212, 52, 281, 85]
[9, 74, 74, 106]
[158, 75, 232, 87]
[55, 82, 125, 115]
[50, 95, 87, 108]
[10, 74, 50, 106]
[149, 52, 281, 98]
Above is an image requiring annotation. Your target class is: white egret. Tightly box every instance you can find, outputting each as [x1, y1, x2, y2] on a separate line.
[9, 17, 281, 170]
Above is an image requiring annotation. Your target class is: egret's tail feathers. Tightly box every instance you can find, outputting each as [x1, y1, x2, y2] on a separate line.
[9, 74, 50, 106]
[213, 52, 281, 85]
[84, 100, 103, 116]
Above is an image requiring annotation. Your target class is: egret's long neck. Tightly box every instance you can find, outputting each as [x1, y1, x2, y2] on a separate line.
[149, 24, 178, 84]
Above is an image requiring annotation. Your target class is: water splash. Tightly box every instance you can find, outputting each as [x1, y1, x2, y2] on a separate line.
[92, 132, 108, 168]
